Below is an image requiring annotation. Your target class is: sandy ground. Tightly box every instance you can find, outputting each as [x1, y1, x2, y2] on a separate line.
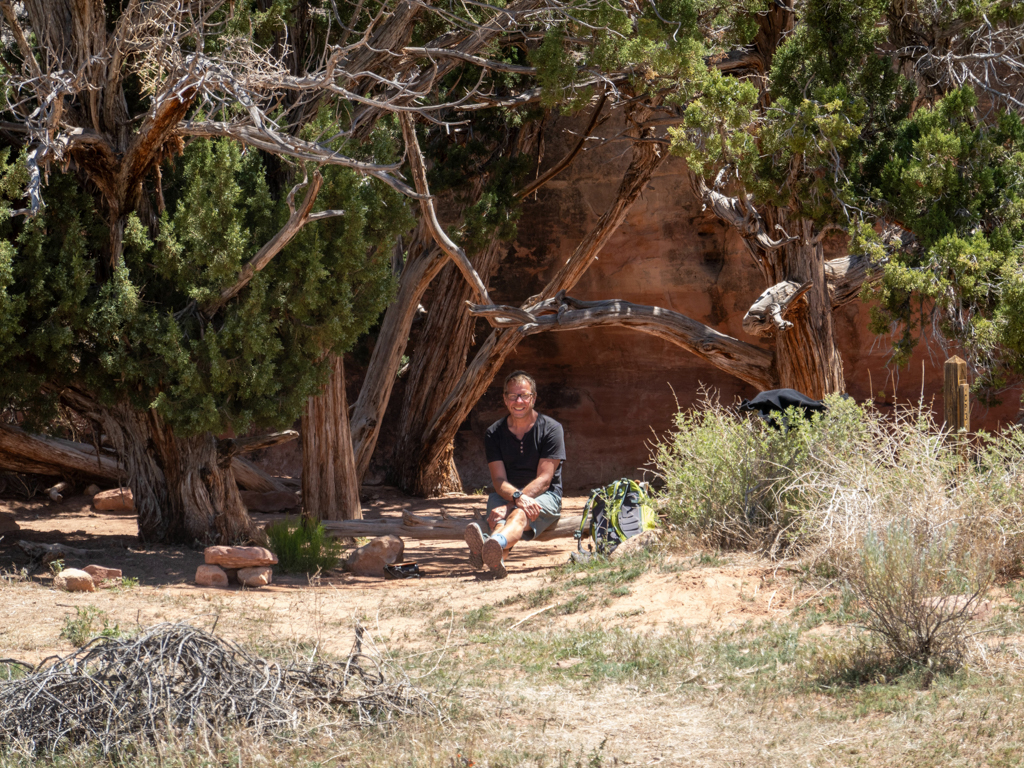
[4, 490, 1023, 767]
[0, 487, 796, 665]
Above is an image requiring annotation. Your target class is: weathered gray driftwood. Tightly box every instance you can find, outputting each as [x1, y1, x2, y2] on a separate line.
[319, 509, 585, 541]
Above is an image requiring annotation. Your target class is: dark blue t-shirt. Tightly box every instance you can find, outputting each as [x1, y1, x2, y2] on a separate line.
[484, 413, 565, 497]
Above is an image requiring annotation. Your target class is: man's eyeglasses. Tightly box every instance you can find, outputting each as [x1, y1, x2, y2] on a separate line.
[504, 393, 534, 402]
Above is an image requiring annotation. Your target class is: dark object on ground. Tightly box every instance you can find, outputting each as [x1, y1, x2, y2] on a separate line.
[0, 622, 438, 756]
[738, 388, 827, 429]
[382, 563, 421, 580]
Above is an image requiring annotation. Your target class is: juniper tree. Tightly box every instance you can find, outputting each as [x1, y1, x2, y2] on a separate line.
[0, 0, 559, 542]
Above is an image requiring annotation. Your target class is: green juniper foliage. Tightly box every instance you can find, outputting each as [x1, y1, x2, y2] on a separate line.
[670, 0, 1024, 396]
[0, 135, 409, 437]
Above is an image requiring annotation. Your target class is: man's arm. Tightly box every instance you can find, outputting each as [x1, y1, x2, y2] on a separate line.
[488, 458, 558, 522]
[488, 460, 515, 500]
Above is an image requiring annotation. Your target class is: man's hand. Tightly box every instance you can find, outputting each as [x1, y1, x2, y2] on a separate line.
[487, 507, 507, 530]
[516, 493, 542, 522]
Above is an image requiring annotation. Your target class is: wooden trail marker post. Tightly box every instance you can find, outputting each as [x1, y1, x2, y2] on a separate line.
[943, 356, 970, 435]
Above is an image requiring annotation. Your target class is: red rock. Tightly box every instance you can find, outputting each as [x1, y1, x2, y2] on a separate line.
[344, 535, 404, 577]
[239, 490, 299, 512]
[609, 530, 661, 560]
[83, 565, 122, 584]
[237, 566, 273, 587]
[54, 568, 96, 592]
[93, 487, 134, 512]
[204, 546, 277, 569]
[195, 564, 229, 587]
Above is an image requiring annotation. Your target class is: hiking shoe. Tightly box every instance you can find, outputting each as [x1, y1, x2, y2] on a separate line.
[481, 537, 507, 579]
[464, 523, 486, 570]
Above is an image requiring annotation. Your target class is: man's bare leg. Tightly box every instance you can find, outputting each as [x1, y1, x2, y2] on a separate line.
[482, 508, 530, 577]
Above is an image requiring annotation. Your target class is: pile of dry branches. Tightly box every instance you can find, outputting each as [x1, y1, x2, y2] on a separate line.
[0, 622, 440, 756]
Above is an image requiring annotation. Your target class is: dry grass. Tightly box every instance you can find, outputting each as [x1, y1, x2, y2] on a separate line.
[0, 565, 1023, 766]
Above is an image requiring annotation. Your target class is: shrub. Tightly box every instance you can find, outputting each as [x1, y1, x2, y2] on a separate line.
[265, 517, 343, 574]
[847, 519, 993, 669]
[651, 388, 867, 555]
[60, 607, 123, 647]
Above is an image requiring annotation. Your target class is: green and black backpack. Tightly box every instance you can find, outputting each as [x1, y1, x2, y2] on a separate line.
[575, 478, 658, 557]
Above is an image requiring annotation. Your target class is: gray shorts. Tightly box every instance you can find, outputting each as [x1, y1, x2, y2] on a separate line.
[487, 492, 562, 541]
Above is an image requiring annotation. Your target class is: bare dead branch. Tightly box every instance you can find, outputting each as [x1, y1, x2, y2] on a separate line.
[467, 295, 777, 390]
[403, 46, 537, 74]
[515, 90, 608, 199]
[217, 430, 300, 459]
[743, 281, 813, 336]
[398, 113, 491, 305]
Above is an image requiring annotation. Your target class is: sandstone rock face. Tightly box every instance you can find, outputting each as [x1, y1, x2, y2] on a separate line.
[54, 568, 96, 592]
[238, 566, 273, 587]
[93, 488, 134, 512]
[83, 565, 122, 584]
[204, 546, 278, 569]
[610, 530, 661, 560]
[344, 535, 404, 577]
[239, 490, 300, 512]
[195, 564, 229, 587]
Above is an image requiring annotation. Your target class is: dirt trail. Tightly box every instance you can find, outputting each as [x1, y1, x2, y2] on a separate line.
[0, 487, 800, 665]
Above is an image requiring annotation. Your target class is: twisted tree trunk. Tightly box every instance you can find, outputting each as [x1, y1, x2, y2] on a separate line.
[415, 102, 671, 477]
[766, 211, 845, 398]
[50, 390, 259, 545]
[302, 355, 362, 520]
[389, 123, 543, 496]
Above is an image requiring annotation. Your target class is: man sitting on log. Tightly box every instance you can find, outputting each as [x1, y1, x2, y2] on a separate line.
[464, 370, 566, 578]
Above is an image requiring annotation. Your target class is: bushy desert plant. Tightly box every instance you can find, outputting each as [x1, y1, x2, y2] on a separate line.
[653, 390, 1024, 573]
[652, 388, 867, 554]
[847, 519, 993, 669]
[265, 517, 342, 574]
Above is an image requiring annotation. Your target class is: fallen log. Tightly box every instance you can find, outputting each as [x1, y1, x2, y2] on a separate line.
[319, 510, 586, 541]
[0, 425, 294, 499]
[0, 424, 121, 481]
[230, 456, 293, 493]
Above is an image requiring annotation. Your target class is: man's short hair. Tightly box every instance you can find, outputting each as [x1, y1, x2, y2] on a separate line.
[504, 370, 536, 396]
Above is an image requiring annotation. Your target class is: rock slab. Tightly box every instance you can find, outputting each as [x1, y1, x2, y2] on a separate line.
[83, 565, 122, 584]
[344, 535, 404, 577]
[238, 566, 273, 587]
[610, 530, 661, 560]
[204, 546, 278, 569]
[195, 564, 229, 587]
[54, 568, 96, 592]
[93, 487, 135, 512]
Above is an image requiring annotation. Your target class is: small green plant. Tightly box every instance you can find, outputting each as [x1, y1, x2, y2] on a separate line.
[48, 559, 65, 575]
[847, 520, 993, 669]
[464, 605, 494, 630]
[60, 607, 122, 647]
[265, 516, 343, 574]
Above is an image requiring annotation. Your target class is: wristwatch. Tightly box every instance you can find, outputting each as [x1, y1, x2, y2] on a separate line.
[511, 490, 522, 503]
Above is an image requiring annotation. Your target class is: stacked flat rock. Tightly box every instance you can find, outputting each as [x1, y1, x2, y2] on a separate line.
[238, 566, 273, 587]
[83, 564, 122, 584]
[204, 546, 278, 569]
[54, 568, 96, 592]
[195, 564, 229, 587]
